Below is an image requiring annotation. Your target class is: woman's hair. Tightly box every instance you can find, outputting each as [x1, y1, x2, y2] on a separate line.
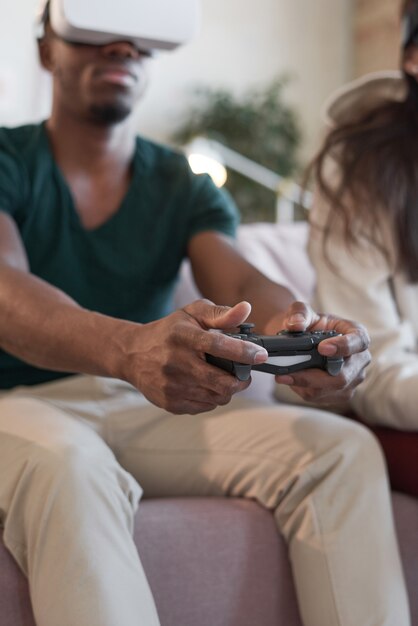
[309, 0, 418, 282]
[404, 0, 416, 14]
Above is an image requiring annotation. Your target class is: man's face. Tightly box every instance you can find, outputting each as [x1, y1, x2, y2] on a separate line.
[39, 28, 152, 124]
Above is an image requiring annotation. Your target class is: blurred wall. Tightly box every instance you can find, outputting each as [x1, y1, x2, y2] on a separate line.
[135, 0, 353, 158]
[0, 0, 353, 161]
[353, 0, 401, 77]
[0, 0, 49, 126]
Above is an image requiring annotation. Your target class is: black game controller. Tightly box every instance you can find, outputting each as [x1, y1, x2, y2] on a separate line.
[206, 323, 344, 382]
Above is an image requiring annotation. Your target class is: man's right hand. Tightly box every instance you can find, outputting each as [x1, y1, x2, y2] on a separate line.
[120, 299, 268, 415]
[0, 211, 266, 414]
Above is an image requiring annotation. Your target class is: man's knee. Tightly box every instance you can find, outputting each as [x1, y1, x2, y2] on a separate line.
[296, 415, 388, 520]
[275, 414, 388, 539]
[329, 417, 386, 479]
[0, 396, 129, 502]
[291, 408, 385, 473]
[3, 418, 141, 540]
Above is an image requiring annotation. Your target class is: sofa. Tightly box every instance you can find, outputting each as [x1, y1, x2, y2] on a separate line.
[1, 221, 417, 626]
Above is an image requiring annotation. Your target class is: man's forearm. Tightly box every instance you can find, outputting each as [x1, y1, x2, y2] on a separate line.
[0, 266, 135, 379]
[236, 273, 296, 334]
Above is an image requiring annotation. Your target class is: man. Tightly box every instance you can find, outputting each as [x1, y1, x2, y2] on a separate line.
[0, 2, 410, 625]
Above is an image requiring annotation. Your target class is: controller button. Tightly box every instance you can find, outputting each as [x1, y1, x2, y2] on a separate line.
[234, 363, 252, 381]
[326, 358, 344, 376]
[239, 323, 255, 335]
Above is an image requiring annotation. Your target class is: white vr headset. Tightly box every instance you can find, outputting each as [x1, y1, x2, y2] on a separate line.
[36, 0, 200, 52]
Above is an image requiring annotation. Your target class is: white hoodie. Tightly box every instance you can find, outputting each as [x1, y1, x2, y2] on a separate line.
[309, 70, 418, 430]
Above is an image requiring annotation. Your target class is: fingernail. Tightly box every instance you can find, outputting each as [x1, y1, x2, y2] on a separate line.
[254, 349, 268, 363]
[321, 343, 337, 356]
[288, 314, 306, 326]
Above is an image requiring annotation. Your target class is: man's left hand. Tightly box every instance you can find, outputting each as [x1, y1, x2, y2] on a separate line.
[273, 301, 371, 405]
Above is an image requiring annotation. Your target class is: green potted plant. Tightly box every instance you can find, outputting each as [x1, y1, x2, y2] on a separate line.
[171, 76, 302, 222]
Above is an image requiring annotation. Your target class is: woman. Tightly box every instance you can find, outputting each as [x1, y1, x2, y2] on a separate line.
[308, 0, 418, 430]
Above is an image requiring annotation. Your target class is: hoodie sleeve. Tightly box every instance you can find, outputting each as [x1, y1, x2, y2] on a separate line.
[308, 173, 418, 431]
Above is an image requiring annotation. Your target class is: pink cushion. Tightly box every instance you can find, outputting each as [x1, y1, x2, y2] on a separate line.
[1, 496, 418, 625]
[173, 222, 314, 309]
[237, 222, 314, 301]
[0, 499, 302, 626]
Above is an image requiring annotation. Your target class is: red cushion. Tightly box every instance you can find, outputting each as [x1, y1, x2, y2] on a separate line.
[349, 414, 418, 497]
[372, 426, 418, 497]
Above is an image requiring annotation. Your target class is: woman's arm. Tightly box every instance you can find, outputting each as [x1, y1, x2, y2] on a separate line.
[309, 189, 418, 430]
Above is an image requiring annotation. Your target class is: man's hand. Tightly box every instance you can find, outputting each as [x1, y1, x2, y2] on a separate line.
[273, 301, 371, 405]
[122, 300, 268, 415]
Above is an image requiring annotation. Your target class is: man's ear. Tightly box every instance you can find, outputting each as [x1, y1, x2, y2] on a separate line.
[38, 38, 54, 72]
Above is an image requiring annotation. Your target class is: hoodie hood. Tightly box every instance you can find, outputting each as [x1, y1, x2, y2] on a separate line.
[322, 70, 407, 127]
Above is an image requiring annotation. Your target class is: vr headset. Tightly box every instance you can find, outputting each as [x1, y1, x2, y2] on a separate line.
[36, 0, 200, 52]
[402, 4, 418, 49]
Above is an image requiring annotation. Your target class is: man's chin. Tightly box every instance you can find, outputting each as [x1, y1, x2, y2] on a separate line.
[88, 102, 132, 126]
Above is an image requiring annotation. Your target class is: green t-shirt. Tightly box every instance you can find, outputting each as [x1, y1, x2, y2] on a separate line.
[0, 123, 238, 389]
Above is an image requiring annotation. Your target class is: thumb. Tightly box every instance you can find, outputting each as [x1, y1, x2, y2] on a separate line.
[183, 299, 252, 331]
[283, 301, 320, 331]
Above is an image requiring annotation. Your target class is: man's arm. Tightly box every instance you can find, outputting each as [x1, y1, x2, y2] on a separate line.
[0, 211, 134, 377]
[188, 230, 371, 405]
[188, 231, 295, 333]
[0, 212, 269, 414]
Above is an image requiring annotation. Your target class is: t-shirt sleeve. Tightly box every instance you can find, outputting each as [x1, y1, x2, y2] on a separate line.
[0, 136, 26, 220]
[186, 171, 240, 240]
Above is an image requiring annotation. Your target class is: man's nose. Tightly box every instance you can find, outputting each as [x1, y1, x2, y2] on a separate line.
[101, 41, 143, 60]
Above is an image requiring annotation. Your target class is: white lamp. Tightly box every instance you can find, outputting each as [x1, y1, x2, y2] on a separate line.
[186, 138, 227, 188]
[184, 136, 312, 223]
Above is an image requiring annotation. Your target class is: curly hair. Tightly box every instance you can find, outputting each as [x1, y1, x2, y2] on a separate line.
[308, 0, 418, 281]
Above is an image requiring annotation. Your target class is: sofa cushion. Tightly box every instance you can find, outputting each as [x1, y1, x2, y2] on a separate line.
[350, 415, 418, 498]
[1, 495, 418, 626]
[173, 221, 315, 310]
[236, 222, 315, 301]
[392, 491, 418, 626]
[135, 498, 302, 626]
[375, 428, 418, 497]
[0, 499, 303, 626]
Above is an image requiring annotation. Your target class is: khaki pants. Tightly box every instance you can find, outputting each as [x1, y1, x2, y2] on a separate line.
[0, 375, 410, 626]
